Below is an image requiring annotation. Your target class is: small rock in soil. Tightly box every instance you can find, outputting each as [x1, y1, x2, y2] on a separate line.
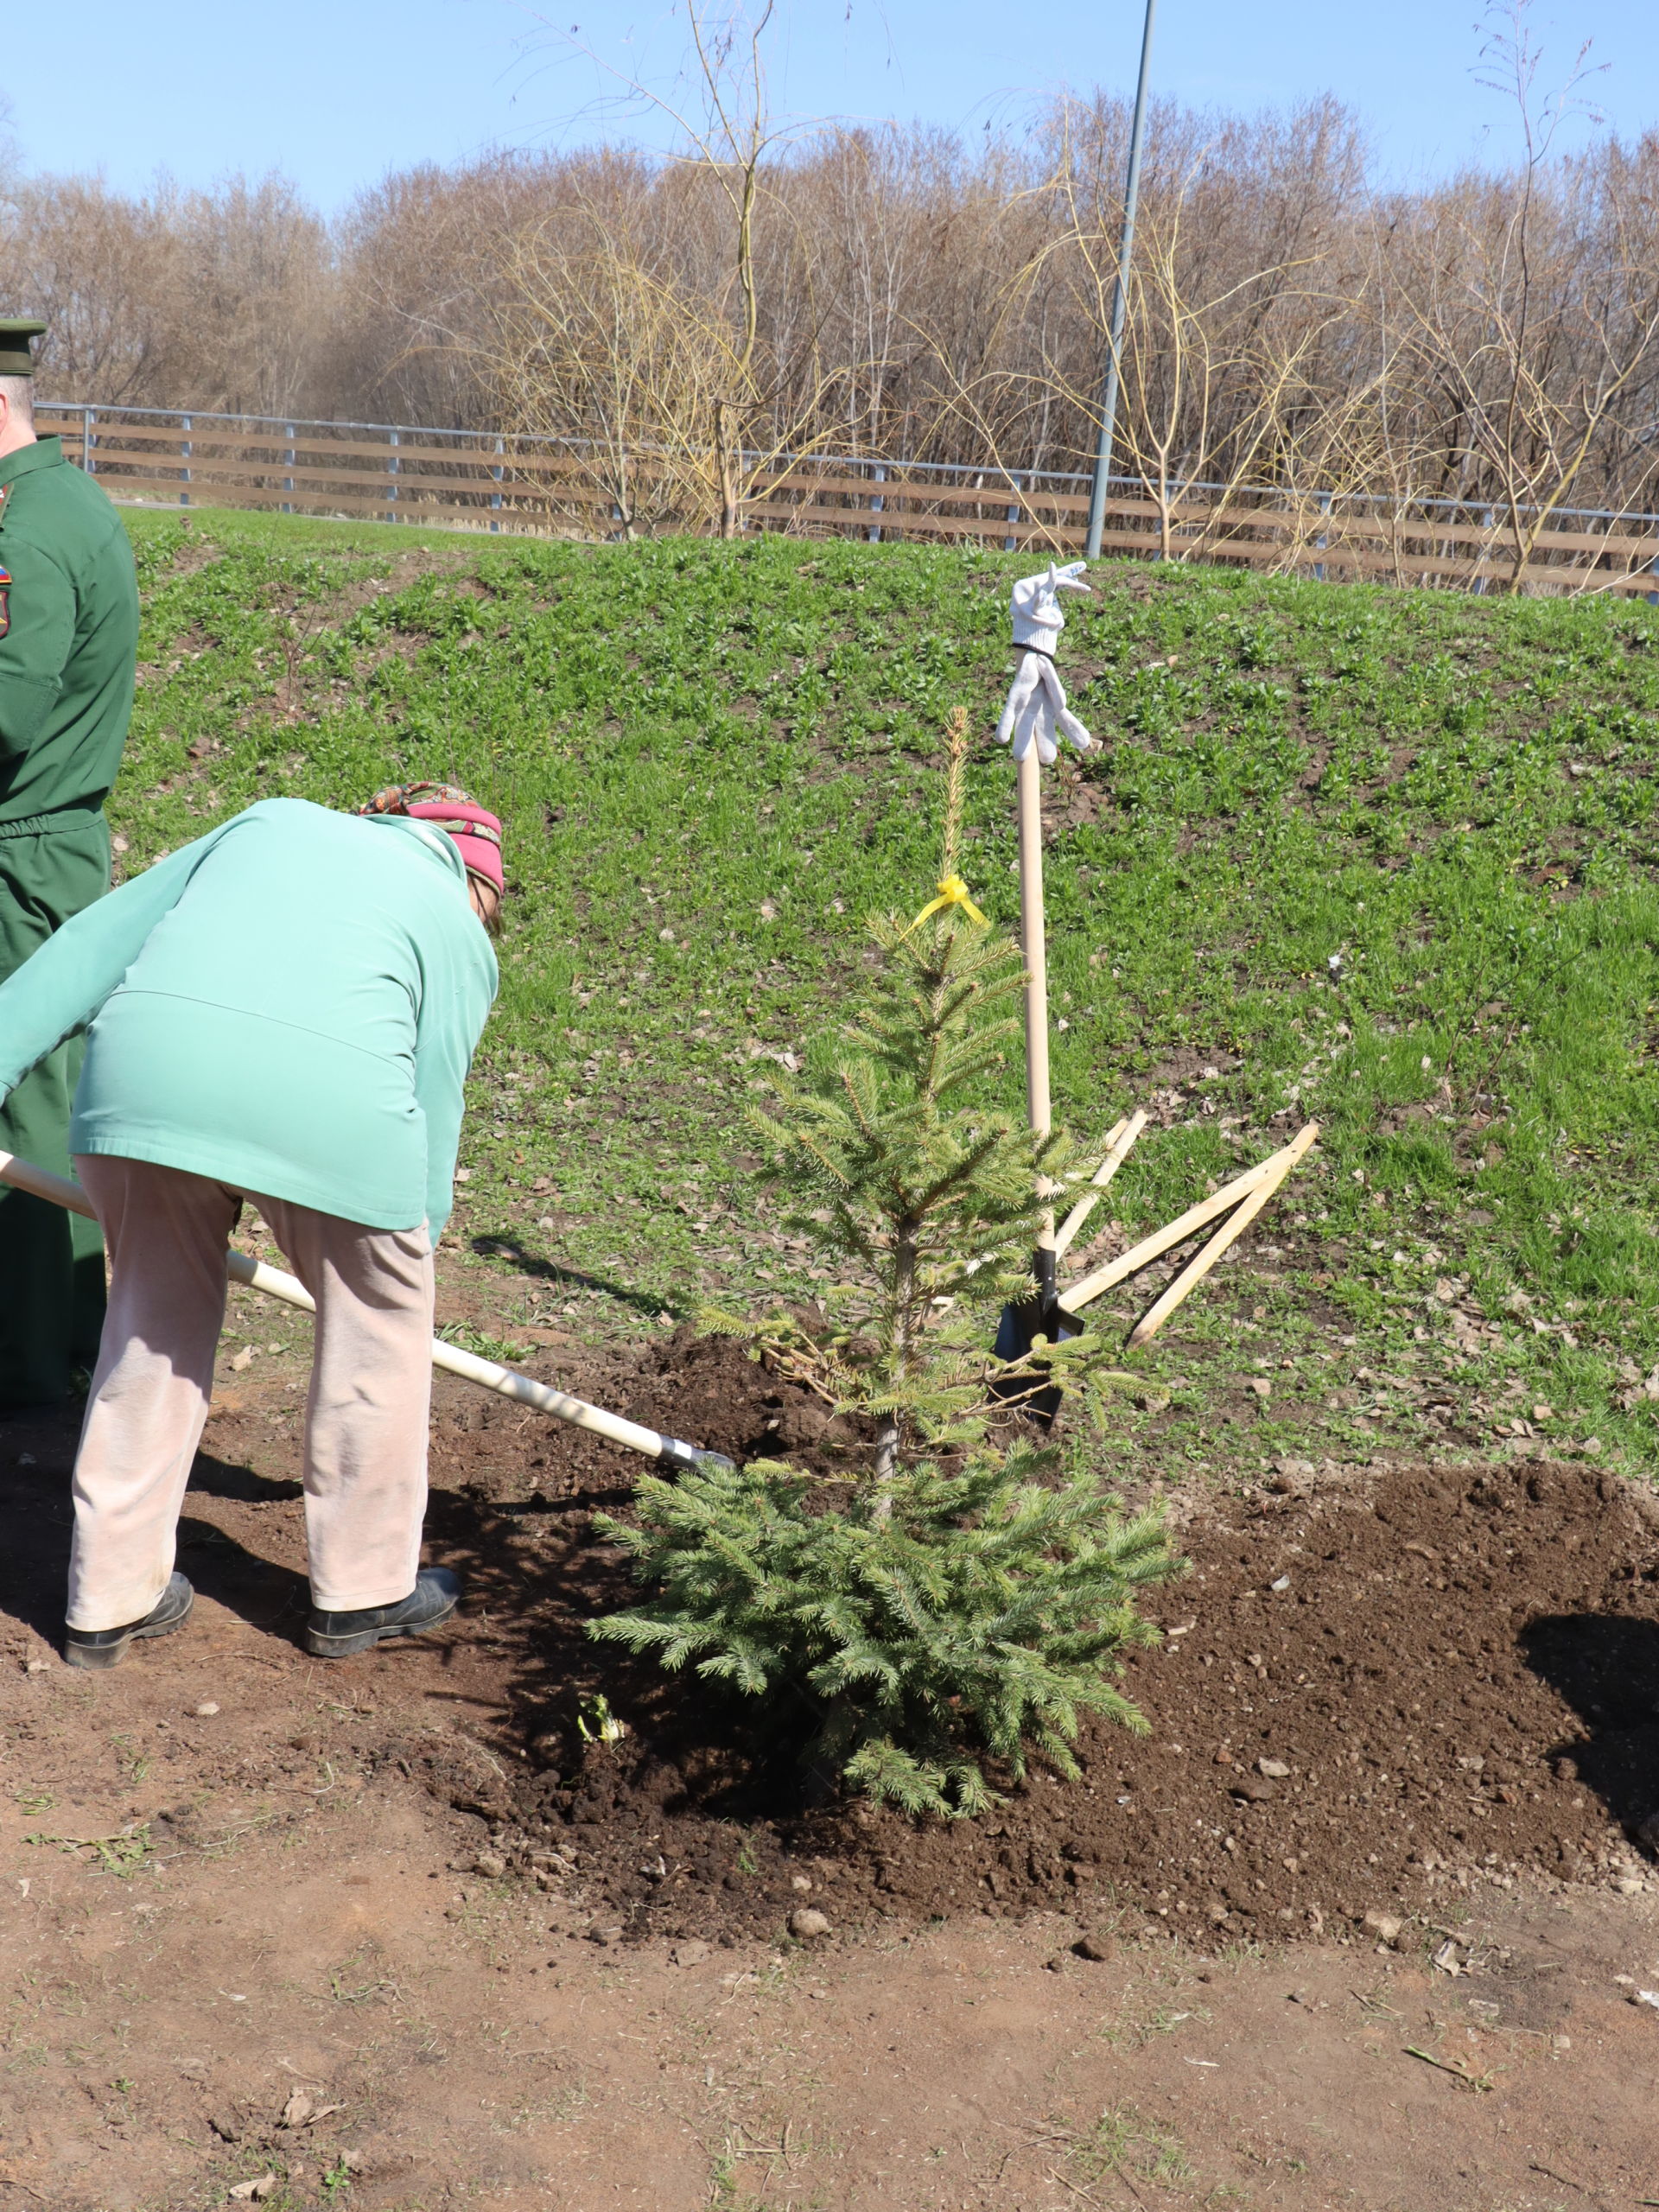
[671, 1940, 710, 1967]
[208, 2110, 242, 2142]
[1073, 1935, 1116, 1963]
[194, 1700, 220, 1717]
[1363, 1911, 1403, 1947]
[473, 1853, 506, 1878]
[1258, 1758, 1291, 1779]
[1230, 1777, 1274, 1802]
[788, 1908, 831, 1941]
[790, 1873, 814, 1892]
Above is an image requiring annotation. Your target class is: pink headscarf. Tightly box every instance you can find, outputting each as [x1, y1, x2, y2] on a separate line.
[356, 781, 504, 893]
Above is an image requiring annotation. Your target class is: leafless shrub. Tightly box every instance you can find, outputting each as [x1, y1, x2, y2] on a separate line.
[2, 0, 1656, 575]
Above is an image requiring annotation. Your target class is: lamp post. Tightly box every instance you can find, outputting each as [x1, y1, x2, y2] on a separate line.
[1084, 0, 1159, 561]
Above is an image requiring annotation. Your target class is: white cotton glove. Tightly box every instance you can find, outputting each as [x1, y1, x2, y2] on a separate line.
[1010, 559, 1091, 653]
[995, 562, 1097, 765]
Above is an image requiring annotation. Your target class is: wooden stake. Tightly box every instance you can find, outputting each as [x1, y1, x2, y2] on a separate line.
[1016, 745, 1057, 1275]
[1059, 1136, 1300, 1315]
[1125, 1122, 1319, 1346]
[1053, 1109, 1147, 1258]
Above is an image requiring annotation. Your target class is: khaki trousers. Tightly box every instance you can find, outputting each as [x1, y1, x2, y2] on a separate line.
[67, 1155, 434, 1631]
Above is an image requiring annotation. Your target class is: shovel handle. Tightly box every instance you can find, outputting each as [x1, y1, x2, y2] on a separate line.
[0, 1151, 730, 1473]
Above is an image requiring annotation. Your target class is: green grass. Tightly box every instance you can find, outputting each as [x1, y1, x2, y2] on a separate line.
[113, 507, 1659, 1480]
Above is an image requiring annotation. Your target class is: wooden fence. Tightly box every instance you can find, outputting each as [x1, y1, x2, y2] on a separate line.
[35, 403, 1659, 601]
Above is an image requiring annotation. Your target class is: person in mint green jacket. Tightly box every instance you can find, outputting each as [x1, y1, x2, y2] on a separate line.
[0, 785, 504, 1666]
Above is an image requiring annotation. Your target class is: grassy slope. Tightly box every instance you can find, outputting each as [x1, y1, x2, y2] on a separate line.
[116, 507, 1659, 1483]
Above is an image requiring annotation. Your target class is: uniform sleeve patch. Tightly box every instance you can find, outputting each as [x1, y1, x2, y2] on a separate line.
[0, 569, 9, 639]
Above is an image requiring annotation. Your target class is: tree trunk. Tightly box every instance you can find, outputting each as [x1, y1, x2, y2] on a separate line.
[715, 398, 741, 539]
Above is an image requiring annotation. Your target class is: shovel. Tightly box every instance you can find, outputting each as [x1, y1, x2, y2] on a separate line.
[0, 1150, 733, 1475]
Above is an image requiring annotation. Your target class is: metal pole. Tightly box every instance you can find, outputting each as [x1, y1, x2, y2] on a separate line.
[1084, 0, 1159, 562]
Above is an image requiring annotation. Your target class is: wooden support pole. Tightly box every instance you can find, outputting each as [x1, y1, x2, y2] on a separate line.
[1016, 745, 1058, 1303]
[1017, 747, 1051, 1142]
[1053, 1109, 1147, 1258]
[1059, 1131, 1305, 1315]
[1126, 1122, 1319, 1345]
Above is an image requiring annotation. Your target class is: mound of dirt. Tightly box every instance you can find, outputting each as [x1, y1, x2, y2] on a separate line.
[402, 1342, 1659, 1948]
[10, 1323, 1656, 1954]
[431, 1323, 850, 1508]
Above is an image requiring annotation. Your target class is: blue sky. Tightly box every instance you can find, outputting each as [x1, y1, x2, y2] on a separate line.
[2, 0, 1654, 211]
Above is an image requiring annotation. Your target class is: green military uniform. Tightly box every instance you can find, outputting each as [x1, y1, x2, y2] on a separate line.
[0, 319, 140, 1407]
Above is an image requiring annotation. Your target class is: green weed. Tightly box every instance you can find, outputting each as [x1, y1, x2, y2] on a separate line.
[1070, 2102, 1195, 2188]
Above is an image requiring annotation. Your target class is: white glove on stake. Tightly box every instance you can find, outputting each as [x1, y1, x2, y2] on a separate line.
[995, 562, 1098, 765]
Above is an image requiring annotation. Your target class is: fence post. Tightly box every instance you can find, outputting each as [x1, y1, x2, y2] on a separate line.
[1475, 507, 1493, 595]
[85, 408, 97, 480]
[868, 462, 886, 544]
[283, 425, 295, 515]
[1313, 490, 1331, 583]
[491, 436, 504, 533]
[388, 429, 400, 523]
[1004, 473, 1024, 554]
[180, 416, 192, 508]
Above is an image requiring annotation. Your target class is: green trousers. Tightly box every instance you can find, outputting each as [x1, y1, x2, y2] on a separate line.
[0, 810, 111, 1408]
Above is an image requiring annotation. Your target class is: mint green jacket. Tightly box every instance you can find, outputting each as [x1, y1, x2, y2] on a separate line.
[0, 798, 498, 1237]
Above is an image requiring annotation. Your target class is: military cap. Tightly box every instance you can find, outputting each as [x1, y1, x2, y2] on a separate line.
[0, 321, 48, 377]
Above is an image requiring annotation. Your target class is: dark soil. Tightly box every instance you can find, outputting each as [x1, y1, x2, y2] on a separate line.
[283, 1327, 1659, 1953]
[8, 1319, 1659, 2210]
[9, 1324, 1658, 1960]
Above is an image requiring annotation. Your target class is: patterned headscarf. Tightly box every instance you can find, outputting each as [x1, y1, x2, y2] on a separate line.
[356, 781, 504, 893]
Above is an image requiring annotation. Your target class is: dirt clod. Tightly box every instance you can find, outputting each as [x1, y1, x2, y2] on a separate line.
[788, 1907, 831, 1940]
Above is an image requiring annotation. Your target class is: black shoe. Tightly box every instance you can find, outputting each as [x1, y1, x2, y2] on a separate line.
[64, 1572, 194, 1670]
[305, 1567, 461, 1659]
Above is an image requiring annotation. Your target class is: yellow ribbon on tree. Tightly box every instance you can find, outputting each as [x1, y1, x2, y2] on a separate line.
[909, 872, 988, 932]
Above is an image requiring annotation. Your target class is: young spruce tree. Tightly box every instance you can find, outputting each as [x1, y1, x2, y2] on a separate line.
[590, 716, 1181, 1816]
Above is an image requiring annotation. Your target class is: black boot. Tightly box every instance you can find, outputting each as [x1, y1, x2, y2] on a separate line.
[305, 1567, 460, 1659]
[64, 1572, 194, 1670]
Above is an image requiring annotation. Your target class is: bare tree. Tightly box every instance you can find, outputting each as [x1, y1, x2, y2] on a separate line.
[484, 204, 738, 534]
[1399, 2, 1659, 588]
[3, 22, 1658, 593]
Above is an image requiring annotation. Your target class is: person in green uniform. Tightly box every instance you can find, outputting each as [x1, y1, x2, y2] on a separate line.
[0, 317, 141, 1410]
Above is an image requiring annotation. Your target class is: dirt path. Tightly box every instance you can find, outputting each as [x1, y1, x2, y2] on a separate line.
[3, 1301, 1659, 2210]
